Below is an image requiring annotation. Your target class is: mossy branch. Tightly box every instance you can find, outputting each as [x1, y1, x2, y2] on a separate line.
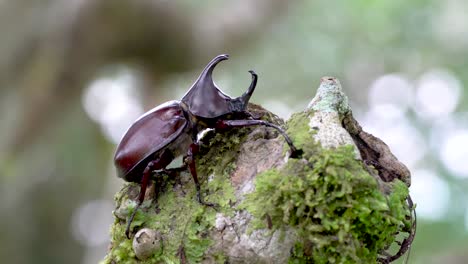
[103, 77, 415, 264]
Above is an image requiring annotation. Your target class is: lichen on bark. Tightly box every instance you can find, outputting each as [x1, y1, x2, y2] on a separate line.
[102, 77, 415, 264]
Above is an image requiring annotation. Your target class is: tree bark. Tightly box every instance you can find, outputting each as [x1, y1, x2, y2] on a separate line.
[103, 77, 415, 264]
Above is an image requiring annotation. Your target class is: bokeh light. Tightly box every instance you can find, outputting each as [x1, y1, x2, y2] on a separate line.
[370, 120, 425, 169]
[71, 200, 114, 247]
[368, 74, 414, 112]
[82, 67, 144, 144]
[411, 169, 450, 221]
[360, 105, 426, 169]
[263, 100, 294, 119]
[440, 129, 468, 178]
[414, 69, 461, 119]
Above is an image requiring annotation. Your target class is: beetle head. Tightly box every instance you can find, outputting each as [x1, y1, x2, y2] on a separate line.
[181, 54, 257, 119]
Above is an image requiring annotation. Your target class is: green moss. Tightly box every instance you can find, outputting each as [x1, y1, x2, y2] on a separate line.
[243, 111, 411, 263]
[196, 129, 246, 212]
[212, 252, 228, 263]
[103, 127, 249, 263]
[285, 111, 320, 158]
[104, 182, 220, 263]
[104, 105, 411, 263]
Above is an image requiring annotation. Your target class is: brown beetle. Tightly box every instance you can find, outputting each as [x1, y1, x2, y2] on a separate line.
[114, 54, 300, 238]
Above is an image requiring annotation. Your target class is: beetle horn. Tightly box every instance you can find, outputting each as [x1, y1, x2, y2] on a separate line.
[192, 54, 229, 87]
[182, 54, 229, 101]
[181, 54, 233, 118]
[238, 70, 257, 106]
[201, 54, 229, 76]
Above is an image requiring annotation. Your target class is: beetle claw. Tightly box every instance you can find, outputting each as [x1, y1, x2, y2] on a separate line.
[196, 189, 219, 209]
[289, 148, 303, 159]
[196, 192, 217, 207]
[125, 198, 147, 239]
[200, 200, 218, 208]
[125, 205, 139, 239]
[199, 200, 219, 210]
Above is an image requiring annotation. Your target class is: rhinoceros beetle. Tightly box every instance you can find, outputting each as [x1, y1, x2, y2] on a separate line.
[114, 54, 301, 238]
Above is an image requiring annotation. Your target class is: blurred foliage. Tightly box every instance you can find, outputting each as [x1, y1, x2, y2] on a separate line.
[1, 0, 468, 264]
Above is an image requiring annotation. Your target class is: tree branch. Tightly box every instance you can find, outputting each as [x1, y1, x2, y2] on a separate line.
[103, 77, 415, 264]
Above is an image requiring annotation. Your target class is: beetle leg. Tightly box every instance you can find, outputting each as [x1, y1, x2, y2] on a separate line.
[125, 150, 175, 238]
[215, 119, 303, 158]
[186, 143, 215, 207]
[126, 160, 155, 238]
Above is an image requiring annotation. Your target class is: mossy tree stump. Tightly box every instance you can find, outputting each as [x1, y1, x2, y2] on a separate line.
[102, 77, 415, 264]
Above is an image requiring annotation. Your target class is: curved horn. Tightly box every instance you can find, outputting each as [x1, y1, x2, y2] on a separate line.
[200, 54, 229, 78]
[239, 70, 257, 105]
[181, 54, 233, 118]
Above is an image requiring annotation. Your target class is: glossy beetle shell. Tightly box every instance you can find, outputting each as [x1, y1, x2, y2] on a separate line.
[115, 54, 256, 183]
[114, 100, 188, 182]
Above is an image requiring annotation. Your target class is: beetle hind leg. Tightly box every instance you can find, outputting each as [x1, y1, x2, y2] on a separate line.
[125, 161, 155, 238]
[125, 150, 175, 238]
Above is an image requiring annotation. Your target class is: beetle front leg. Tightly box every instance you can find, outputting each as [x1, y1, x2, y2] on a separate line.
[186, 143, 215, 207]
[215, 119, 302, 158]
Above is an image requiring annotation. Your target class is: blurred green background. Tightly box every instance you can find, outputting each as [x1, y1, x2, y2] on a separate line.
[1, 0, 468, 263]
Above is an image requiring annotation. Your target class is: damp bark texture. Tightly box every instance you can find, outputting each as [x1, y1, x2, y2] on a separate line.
[102, 77, 416, 264]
